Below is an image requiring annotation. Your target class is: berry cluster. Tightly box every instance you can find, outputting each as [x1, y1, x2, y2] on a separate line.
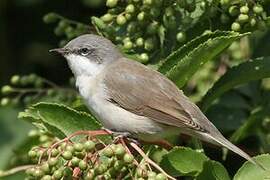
[219, 1, 269, 32]
[90, 0, 269, 63]
[0, 74, 77, 107]
[26, 137, 167, 180]
[93, 0, 198, 63]
[43, 13, 90, 47]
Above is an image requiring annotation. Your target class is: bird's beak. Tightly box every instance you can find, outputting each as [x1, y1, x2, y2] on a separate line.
[49, 48, 68, 55]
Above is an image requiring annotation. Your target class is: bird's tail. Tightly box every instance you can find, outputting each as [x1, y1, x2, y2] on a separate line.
[206, 133, 266, 170]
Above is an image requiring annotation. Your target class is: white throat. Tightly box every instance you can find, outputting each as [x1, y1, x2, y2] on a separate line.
[65, 54, 104, 78]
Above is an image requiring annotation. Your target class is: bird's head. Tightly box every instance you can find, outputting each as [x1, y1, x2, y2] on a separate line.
[50, 34, 122, 77]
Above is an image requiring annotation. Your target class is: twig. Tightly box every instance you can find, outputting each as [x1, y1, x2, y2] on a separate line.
[0, 165, 35, 177]
[130, 142, 177, 180]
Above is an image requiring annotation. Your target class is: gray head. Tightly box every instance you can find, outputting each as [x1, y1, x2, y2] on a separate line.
[50, 34, 122, 77]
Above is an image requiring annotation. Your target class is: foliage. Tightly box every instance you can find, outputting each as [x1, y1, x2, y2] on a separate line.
[1, 0, 270, 179]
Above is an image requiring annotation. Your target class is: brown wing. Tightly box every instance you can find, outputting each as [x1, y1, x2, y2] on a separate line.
[103, 59, 209, 133]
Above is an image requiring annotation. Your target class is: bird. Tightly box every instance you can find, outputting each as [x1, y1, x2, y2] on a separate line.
[50, 34, 261, 167]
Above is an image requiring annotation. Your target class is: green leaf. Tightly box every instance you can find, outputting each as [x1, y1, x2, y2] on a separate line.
[158, 31, 248, 87]
[160, 147, 208, 177]
[234, 154, 270, 180]
[230, 108, 270, 144]
[19, 102, 102, 139]
[159, 31, 232, 74]
[206, 105, 247, 133]
[196, 160, 231, 180]
[201, 57, 270, 111]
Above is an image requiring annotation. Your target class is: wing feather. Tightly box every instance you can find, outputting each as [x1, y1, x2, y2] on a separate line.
[103, 59, 207, 132]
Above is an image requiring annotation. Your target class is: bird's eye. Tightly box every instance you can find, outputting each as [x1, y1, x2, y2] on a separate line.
[79, 48, 91, 56]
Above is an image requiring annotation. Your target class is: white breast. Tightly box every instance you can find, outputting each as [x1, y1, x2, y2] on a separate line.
[75, 75, 163, 135]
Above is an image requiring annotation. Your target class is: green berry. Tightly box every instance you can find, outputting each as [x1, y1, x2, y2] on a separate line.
[28, 130, 39, 137]
[48, 158, 58, 166]
[231, 22, 241, 31]
[106, 0, 118, 7]
[148, 171, 157, 178]
[84, 140, 95, 151]
[65, 145, 75, 153]
[103, 147, 114, 157]
[101, 14, 113, 22]
[62, 151, 72, 160]
[240, 5, 249, 14]
[143, 0, 152, 5]
[1, 98, 10, 106]
[113, 160, 124, 171]
[79, 160, 88, 170]
[136, 38, 144, 47]
[140, 53, 149, 63]
[74, 143, 84, 152]
[1, 85, 13, 95]
[124, 41, 133, 50]
[28, 150, 37, 158]
[95, 164, 107, 174]
[125, 13, 132, 20]
[85, 170, 95, 180]
[33, 168, 44, 177]
[41, 175, 52, 180]
[10, 75, 20, 85]
[250, 18, 257, 27]
[26, 167, 35, 176]
[51, 149, 59, 157]
[144, 38, 155, 51]
[123, 153, 134, 164]
[116, 15, 127, 25]
[137, 12, 145, 21]
[115, 144, 126, 157]
[43, 13, 58, 23]
[229, 6, 239, 16]
[53, 169, 63, 179]
[238, 14, 249, 23]
[126, 4, 135, 13]
[136, 164, 147, 177]
[156, 173, 167, 180]
[71, 157, 80, 166]
[176, 32, 186, 43]
[40, 163, 50, 173]
[253, 5, 263, 14]
[220, 0, 229, 5]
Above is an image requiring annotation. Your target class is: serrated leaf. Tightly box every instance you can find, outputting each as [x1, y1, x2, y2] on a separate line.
[19, 102, 102, 139]
[159, 31, 248, 88]
[160, 147, 208, 177]
[196, 160, 231, 180]
[201, 57, 270, 111]
[159, 31, 234, 74]
[234, 154, 270, 180]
